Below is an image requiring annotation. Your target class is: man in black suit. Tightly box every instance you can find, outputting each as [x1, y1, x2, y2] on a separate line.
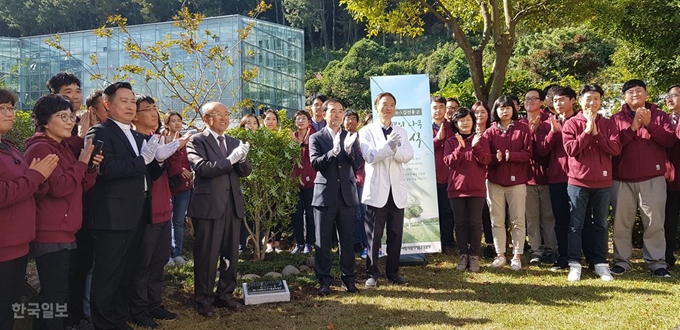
[187, 102, 252, 317]
[85, 82, 165, 330]
[309, 98, 364, 296]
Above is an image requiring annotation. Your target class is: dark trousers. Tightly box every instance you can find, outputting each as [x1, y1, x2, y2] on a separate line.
[35, 249, 74, 330]
[665, 189, 680, 267]
[293, 188, 316, 246]
[0, 254, 28, 330]
[353, 186, 368, 248]
[567, 185, 610, 264]
[91, 199, 148, 330]
[482, 203, 493, 244]
[130, 220, 171, 315]
[437, 183, 455, 247]
[365, 191, 404, 279]
[193, 200, 240, 308]
[314, 201, 356, 286]
[549, 183, 570, 264]
[450, 197, 485, 256]
[68, 224, 94, 325]
[581, 203, 596, 265]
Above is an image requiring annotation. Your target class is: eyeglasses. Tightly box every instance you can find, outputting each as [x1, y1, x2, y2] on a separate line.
[524, 97, 540, 102]
[446, 106, 459, 110]
[667, 94, 679, 101]
[0, 106, 16, 115]
[208, 113, 229, 119]
[137, 107, 157, 113]
[625, 89, 645, 96]
[56, 113, 78, 122]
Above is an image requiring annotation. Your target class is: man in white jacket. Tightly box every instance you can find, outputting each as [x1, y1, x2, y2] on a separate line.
[359, 92, 414, 288]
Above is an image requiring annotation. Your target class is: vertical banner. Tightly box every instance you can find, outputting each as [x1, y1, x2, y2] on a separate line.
[369, 74, 441, 255]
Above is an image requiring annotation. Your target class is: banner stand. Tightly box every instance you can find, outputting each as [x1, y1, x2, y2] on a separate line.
[399, 253, 427, 266]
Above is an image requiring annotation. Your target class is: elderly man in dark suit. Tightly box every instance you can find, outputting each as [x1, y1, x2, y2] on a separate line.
[85, 82, 167, 330]
[187, 101, 252, 317]
[309, 98, 364, 296]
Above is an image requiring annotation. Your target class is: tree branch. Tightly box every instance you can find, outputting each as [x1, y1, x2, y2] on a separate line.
[476, 0, 492, 51]
[503, 0, 512, 32]
[418, 0, 453, 26]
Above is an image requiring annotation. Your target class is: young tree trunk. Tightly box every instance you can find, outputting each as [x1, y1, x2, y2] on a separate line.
[331, 0, 336, 49]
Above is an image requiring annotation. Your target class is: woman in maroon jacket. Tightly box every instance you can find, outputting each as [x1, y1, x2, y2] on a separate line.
[483, 95, 533, 271]
[165, 111, 193, 265]
[0, 89, 58, 330]
[443, 107, 491, 272]
[24, 94, 101, 330]
[291, 110, 317, 254]
[471, 101, 495, 259]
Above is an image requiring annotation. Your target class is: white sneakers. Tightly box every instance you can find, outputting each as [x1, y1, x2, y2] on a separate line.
[510, 258, 522, 271]
[365, 278, 378, 288]
[490, 256, 506, 268]
[594, 263, 614, 281]
[567, 262, 582, 282]
[567, 262, 614, 282]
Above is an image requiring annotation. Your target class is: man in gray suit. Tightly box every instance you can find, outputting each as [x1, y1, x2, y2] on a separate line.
[309, 98, 364, 296]
[187, 102, 252, 317]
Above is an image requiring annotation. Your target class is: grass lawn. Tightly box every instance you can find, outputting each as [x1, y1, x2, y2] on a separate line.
[155, 251, 680, 330]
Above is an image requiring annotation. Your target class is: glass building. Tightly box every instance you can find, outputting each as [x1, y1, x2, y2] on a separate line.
[0, 15, 304, 119]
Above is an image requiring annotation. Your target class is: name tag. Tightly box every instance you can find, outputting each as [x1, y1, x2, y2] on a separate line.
[656, 164, 661, 171]
[603, 171, 608, 177]
[510, 175, 516, 182]
[306, 176, 310, 182]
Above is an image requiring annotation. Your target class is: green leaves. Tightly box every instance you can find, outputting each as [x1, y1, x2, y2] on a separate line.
[230, 127, 301, 260]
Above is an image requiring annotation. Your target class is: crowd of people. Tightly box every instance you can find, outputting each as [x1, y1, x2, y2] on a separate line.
[1, 71, 679, 330]
[431, 81, 679, 283]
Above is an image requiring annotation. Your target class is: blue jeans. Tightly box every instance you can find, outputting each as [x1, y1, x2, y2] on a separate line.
[171, 190, 191, 258]
[353, 186, 368, 248]
[292, 188, 315, 246]
[567, 184, 610, 264]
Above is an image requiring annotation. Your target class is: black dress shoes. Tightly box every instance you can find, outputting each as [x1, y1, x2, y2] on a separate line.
[318, 285, 331, 296]
[214, 298, 243, 311]
[197, 305, 214, 317]
[343, 282, 360, 293]
[131, 312, 160, 328]
[387, 274, 408, 285]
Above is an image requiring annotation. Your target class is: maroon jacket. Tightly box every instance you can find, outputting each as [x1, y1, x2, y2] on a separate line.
[666, 116, 680, 191]
[562, 112, 622, 188]
[169, 147, 193, 195]
[443, 134, 491, 198]
[293, 129, 317, 190]
[63, 135, 84, 158]
[535, 113, 577, 184]
[0, 140, 46, 262]
[24, 133, 97, 244]
[483, 121, 533, 186]
[520, 116, 549, 185]
[612, 103, 675, 182]
[153, 150, 184, 223]
[433, 121, 453, 184]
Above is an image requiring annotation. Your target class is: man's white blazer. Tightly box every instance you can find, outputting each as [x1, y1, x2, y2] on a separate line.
[359, 122, 414, 209]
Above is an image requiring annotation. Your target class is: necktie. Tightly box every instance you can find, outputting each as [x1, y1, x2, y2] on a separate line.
[382, 126, 393, 139]
[217, 135, 228, 158]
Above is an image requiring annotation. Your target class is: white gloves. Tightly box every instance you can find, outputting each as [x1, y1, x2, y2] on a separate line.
[344, 132, 357, 155]
[140, 135, 160, 165]
[238, 141, 250, 163]
[388, 132, 401, 152]
[228, 141, 250, 164]
[332, 131, 341, 156]
[155, 137, 180, 162]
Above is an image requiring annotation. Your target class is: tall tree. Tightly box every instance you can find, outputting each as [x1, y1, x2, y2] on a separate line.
[340, 0, 596, 105]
